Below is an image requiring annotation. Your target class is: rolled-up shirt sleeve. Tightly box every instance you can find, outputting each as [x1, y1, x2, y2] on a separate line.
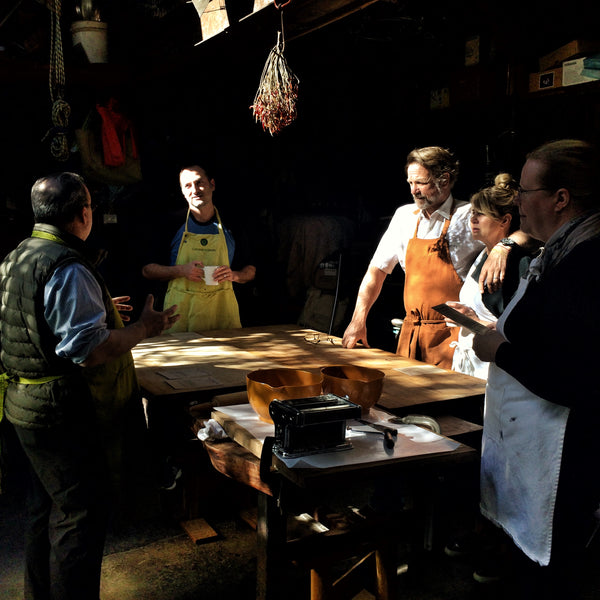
[369, 206, 406, 275]
[44, 263, 110, 364]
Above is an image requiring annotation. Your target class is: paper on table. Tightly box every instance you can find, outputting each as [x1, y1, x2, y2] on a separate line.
[166, 376, 222, 390]
[213, 404, 459, 470]
[156, 366, 222, 389]
[349, 419, 442, 444]
[156, 366, 214, 379]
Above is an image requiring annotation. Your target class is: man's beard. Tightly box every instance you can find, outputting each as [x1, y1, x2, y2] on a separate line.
[414, 194, 436, 211]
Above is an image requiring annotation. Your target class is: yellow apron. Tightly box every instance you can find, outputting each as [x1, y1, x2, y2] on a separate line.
[83, 305, 157, 521]
[164, 208, 242, 332]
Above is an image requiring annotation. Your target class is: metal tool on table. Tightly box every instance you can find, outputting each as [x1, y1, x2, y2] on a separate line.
[354, 419, 398, 450]
[388, 414, 441, 435]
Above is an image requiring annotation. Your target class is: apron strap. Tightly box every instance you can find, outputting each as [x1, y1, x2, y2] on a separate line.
[31, 230, 66, 244]
[412, 199, 455, 238]
[182, 207, 224, 235]
[178, 207, 227, 263]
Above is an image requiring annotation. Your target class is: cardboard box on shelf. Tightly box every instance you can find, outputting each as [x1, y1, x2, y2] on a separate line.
[539, 40, 600, 72]
[529, 68, 562, 93]
[562, 54, 600, 87]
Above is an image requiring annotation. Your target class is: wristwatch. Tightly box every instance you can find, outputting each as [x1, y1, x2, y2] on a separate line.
[498, 237, 517, 248]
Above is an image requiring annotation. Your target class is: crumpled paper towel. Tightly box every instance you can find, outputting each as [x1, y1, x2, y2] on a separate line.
[197, 419, 229, 442]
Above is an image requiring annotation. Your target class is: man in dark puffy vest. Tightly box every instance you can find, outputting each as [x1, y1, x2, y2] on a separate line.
[0, 172, 179, 600]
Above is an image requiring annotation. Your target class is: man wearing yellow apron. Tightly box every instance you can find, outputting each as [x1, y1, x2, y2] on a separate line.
[343, 146, 522, 369]
[142, 165, 256, 332]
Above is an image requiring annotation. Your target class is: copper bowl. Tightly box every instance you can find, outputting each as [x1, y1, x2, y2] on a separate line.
[320, 365, 385, 415]
[246, 368, 323, 423]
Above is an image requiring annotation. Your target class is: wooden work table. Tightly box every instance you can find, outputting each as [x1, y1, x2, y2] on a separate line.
[132, 325, 485, 599]
[132, 324, 486, 418]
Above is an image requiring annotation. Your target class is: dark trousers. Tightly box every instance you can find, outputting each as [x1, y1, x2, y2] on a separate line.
[12, 420, 110, 600]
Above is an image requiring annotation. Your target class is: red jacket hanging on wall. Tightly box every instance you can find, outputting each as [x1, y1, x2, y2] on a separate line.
[96, 98, 138, 167]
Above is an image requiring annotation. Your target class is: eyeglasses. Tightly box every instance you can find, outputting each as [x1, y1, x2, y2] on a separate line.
[517, 186, 551, 195]
[304, 333, 337, 345]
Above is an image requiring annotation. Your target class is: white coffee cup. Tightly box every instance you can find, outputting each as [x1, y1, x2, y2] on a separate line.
[204, 266, 219, 285]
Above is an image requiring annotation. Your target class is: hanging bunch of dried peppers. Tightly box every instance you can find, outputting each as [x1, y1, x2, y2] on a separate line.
[250, 1, 299, 136]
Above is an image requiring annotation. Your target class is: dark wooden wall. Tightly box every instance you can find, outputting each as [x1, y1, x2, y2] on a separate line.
[1, 0, 599, 345]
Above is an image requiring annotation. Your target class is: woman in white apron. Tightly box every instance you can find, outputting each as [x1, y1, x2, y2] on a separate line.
[473, 140, 600, 595]
[448, 173, 537, 379]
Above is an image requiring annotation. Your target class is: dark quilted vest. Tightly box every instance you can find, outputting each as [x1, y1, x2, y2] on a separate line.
[0, 224, 112, 428]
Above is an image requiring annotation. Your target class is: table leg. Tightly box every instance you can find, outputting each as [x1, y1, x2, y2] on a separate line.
[256, 490, 287, 600]
[310, 569, 328, 600]
[375, 540, 397, 600]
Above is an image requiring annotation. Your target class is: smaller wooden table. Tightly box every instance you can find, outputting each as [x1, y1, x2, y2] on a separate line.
[204, 404, 479, 600]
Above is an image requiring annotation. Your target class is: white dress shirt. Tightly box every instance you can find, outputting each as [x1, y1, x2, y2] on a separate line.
[370, 194, 484, 281]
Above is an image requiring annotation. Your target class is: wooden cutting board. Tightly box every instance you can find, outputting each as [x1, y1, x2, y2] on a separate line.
[211, 406, 271, 458]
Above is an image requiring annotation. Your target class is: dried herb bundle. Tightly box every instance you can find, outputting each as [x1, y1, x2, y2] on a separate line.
[251, 33, 299, 136]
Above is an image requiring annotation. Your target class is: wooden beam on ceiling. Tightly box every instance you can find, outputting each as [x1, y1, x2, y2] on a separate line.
[197, 0, 382, 49]
[281, 0, 381, 42]
[141, 0, 382, 79]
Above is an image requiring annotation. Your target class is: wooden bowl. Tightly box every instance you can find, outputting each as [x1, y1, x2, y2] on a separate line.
[320, 365, 385, 415]
[246, 368, 323, 423]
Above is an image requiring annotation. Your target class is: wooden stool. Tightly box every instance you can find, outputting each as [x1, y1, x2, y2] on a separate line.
[286, 512, 400, 600]
[204, 440, 399, 600]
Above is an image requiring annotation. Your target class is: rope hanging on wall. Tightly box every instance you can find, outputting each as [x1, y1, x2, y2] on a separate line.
[250, 2, 299, 136]
[44, 0, 71, 161]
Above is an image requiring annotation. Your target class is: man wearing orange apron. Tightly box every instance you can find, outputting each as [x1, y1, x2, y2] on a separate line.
[398, 208, 464, 367]
[343, 146, 516, 369]
[142, 165, 256, 332]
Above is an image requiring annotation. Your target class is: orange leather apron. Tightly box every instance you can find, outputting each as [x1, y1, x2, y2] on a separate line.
[396, 208, 463, 369]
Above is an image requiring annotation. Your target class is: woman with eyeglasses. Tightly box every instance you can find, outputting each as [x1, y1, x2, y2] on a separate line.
[445, 173, 540, 379]
[472, 140, 600, 596]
